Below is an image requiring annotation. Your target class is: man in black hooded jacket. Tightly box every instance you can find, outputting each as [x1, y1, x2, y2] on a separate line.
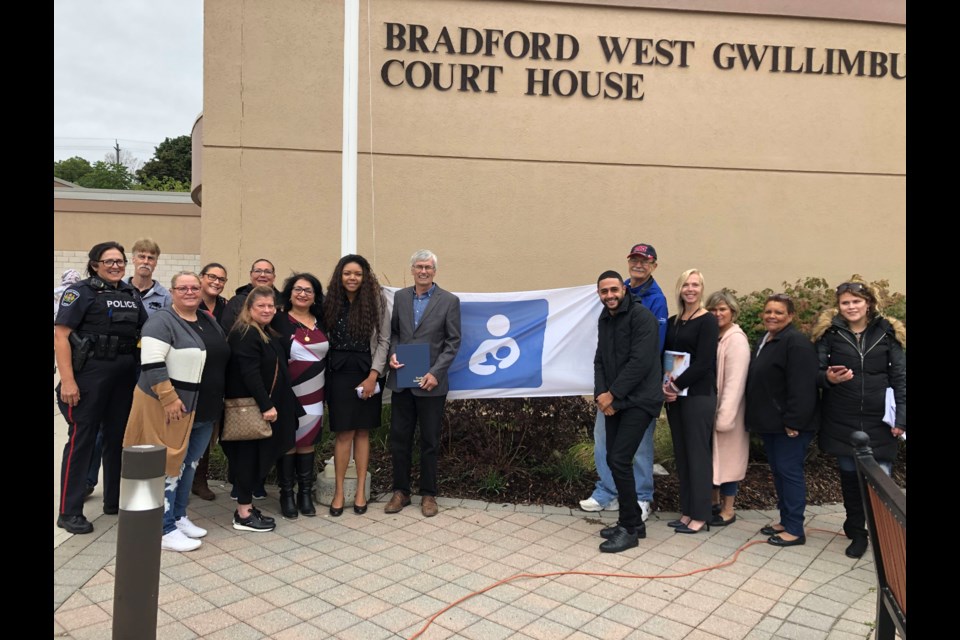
[593, 270, 663, 553]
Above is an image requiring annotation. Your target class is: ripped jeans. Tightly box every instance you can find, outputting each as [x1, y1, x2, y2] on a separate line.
[162, 421, 214, 534]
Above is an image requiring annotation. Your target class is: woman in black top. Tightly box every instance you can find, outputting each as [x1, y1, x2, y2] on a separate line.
[193, 262, 230, 501]
[223, 286, 300, 532]
[663, 269, 719, 534]
[322, 255, 391, 516]
[745, 294, 819, 547]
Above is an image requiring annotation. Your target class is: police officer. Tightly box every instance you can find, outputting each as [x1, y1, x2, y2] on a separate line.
[55, 241, 147, 534]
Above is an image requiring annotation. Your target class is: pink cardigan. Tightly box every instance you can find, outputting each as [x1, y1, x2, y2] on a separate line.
[712, 323, 750, 484]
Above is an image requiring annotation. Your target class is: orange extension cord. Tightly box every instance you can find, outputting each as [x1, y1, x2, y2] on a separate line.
[408, 527, 844, 639]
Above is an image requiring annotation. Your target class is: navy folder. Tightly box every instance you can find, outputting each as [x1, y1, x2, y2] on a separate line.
[395, 343, 431, 388]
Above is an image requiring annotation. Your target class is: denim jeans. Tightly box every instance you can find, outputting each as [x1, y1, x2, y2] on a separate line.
[837, 455, 892, 477]
[591, 410, 655, 504]
[761, 430, 814, 537]
[163, 421, 214, 534]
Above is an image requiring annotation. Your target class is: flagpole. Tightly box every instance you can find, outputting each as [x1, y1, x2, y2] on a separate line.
[341, 0, 360, 255]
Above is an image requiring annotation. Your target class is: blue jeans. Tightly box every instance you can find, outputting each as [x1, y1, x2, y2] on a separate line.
[718, 481, 739, 497]
[591, 410, 655, 504]
[837, 455, 892, 477]
[761, 430, 814, 537]
[163, 421, 214, 534]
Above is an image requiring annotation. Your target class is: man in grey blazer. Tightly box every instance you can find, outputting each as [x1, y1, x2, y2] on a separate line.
[385, 249, 462, 517]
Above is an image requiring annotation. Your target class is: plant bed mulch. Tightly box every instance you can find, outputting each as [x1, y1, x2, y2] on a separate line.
[362, 397, 907, 511]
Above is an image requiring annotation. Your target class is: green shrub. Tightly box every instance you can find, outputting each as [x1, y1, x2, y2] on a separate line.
[726, 276, 906, 349]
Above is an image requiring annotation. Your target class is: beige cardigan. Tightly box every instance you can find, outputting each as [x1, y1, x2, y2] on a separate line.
[712, 323, 751, 485]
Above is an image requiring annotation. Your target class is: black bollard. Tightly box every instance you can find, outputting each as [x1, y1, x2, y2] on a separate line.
[112, 445, 166, 640]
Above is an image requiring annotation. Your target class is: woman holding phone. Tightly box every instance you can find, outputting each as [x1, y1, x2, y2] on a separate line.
[812, 278, 906, 557]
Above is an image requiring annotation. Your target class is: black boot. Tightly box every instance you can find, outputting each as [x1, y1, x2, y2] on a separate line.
[277, 455, 298, 519]
[839, 469, 868, 558]
[295, 452, 317, 517]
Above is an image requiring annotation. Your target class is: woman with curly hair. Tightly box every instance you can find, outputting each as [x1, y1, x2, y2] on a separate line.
[322, 255, 390, 516]
[272, 273, 328, 518]
[812, 277, 906, 558]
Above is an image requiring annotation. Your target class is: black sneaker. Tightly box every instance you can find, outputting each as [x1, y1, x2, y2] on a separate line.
[57, 514, 94, 535]
[103, 504, 119, 515]
[251, 506, 275, 526]
[599, 526, 640, 553]
[233, 509, 275, 532]
[601, 523, 646, 540]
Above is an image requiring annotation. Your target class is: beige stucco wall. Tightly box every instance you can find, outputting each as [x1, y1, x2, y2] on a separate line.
[53, 191, 202, 287]
[201, 0, 905, 306]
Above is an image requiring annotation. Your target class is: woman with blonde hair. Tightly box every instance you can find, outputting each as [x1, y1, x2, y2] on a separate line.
[222, 286, 300, 532]
[663, 269, 719, 534]
[704, 291, 750, 526]
[812, 277, 905, 557]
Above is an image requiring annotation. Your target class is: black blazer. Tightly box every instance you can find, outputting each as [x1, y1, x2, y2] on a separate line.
[745, 324, 819, 434]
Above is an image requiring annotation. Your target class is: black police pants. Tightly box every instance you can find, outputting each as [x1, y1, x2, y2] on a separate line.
[605, 406, 655, 530]
[58, 355, 137, 517]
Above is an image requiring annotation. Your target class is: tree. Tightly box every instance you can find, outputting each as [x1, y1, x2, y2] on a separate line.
[54, 156, 93, 183]
[133, 175, 190, 192]
[103, 148, 142, 174]
[138, 135, 192, 186]
[75, 162, 134, 190]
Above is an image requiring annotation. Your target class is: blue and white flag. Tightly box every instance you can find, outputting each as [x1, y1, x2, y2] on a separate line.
[385, 285, 601, 399]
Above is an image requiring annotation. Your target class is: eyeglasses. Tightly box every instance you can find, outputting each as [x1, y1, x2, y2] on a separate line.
[292, 286, 314, 295]
[251, 268, 275, 276]
[203, 274, 228, 284]
[836, 282, 866, 295]
[627, 256, 655, 264]
[172, 286, 201, 293]
[412, 265, 435, 272]
[97, 259, 126, 267]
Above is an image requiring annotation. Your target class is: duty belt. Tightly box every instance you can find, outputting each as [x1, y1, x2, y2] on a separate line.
[79, 334, 138, 359]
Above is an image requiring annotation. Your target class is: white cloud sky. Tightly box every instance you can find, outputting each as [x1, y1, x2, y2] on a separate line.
[53, 0, 203, 165]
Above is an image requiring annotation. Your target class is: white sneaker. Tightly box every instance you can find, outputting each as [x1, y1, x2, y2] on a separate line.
[176, 516, 207, 539]
[162, 529, 202, 552]
[638, 500, 651, 522]
[579, 497, 603, 512]
[579, 497, 620, 512]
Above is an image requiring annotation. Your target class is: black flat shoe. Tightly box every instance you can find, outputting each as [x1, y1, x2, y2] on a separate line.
[675, 521, 710, 534]
[711, 503, 722, 516]
[601, 523, 647, 540]
[329, 503, 344, 517]
[760, 524, 785, 536]
[353, 503, 368, 515]
[710, 514, 737, 527]
[667, 519, 689, 528]
[768, 534, 805, 547]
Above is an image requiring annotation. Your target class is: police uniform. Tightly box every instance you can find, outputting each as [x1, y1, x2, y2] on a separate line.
[56, 277, 147, 519]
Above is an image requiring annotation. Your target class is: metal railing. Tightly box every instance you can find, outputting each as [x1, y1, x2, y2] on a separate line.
[852, 431, 906, 640]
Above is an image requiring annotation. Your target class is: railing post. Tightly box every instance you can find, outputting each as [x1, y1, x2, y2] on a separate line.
[112, 444, 166, 640]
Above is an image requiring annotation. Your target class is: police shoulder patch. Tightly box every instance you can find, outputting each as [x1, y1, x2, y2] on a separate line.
[60, 290, 80, 306]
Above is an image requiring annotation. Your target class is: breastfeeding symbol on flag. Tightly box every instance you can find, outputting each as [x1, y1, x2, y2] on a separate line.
[449, 300, 547, 390]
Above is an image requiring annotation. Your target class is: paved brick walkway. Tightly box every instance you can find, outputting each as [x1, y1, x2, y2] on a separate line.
[54, 484, 881, 640]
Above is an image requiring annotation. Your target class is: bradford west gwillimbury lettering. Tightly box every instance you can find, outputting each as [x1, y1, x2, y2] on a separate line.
[379, 22, 906, 101]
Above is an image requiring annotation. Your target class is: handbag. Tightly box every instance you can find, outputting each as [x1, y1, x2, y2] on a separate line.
[221, 361, 279, 441]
